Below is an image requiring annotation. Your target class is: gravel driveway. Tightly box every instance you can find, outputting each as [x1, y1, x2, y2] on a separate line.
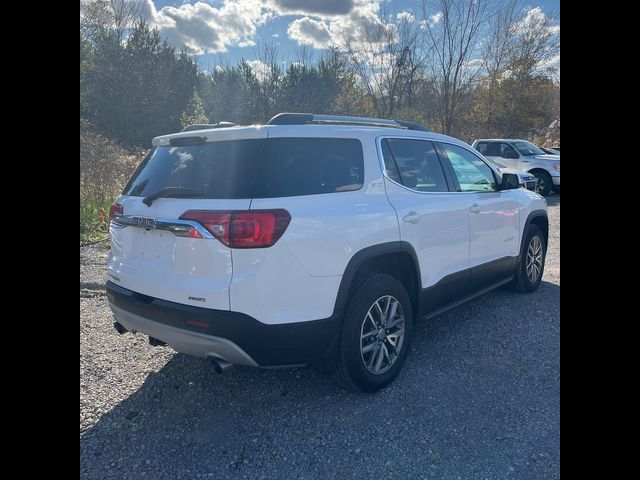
[80, 196, 559, 480]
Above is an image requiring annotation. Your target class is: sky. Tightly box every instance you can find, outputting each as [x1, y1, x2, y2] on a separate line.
[145, 0, 560, 73]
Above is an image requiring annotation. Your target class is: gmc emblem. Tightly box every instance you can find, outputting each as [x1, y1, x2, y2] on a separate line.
[131, 216, 156, 230]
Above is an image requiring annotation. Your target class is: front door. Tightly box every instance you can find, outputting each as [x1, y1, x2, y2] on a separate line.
[437, 142, 520, 290]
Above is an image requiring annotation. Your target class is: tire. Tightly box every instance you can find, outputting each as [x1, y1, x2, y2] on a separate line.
[510, 224, 546, 293]
[533, 170, 553, 196]
[335, 274, 413, 393]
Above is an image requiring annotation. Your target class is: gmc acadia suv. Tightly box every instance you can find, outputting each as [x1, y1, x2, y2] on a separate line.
[106, 113, 548, 393]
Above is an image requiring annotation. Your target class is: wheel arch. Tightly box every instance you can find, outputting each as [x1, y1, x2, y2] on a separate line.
[332, 242, 421, 319]
[521, 210, 549, 254]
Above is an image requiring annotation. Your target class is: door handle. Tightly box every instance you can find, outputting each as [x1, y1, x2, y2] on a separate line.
[402, 211, 420, 224]
[468, 203, 481, 214]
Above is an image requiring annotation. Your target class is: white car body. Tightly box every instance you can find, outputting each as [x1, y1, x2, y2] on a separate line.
[105, 115, 548, 390]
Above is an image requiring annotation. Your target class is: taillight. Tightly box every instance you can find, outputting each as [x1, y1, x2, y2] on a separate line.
[109, 203, 123, 219]
[179, 209, 291, 248]
[553, 163, 560, 172]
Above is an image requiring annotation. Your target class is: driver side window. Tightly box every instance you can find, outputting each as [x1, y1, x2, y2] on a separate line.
[440, 143, 497, 192]
[500, 143, 518, 158]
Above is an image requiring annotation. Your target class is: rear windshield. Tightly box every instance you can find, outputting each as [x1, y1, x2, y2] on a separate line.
[123, 137, 364, 199]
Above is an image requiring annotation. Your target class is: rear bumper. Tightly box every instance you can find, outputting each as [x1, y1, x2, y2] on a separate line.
[106, 281, 340, 367]
[552, 176, 560, 186]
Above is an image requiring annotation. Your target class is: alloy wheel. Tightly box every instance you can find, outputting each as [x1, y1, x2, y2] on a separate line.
[360, 295, 405, 375]
[526, 235, 543, 283]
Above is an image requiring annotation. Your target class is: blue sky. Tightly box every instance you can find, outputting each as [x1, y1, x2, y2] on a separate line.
[146, 0, 560, 73]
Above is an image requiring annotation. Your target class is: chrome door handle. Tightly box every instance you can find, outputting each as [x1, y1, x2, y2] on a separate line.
[468, 203, 481, 214]
[402, 211, 420, 224]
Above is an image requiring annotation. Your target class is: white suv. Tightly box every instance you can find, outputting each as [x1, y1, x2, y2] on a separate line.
[472, 139, 560, 196]
[107, 113, 548, 392]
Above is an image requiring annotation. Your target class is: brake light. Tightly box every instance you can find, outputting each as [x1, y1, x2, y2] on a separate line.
[109, 203, 123, 219]
[553, 163, 560, 172]
[179, 209, 291, 248]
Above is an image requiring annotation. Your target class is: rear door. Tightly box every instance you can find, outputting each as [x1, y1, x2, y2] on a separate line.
[379, 137, 471, 313]
[108, 128, 268, 310]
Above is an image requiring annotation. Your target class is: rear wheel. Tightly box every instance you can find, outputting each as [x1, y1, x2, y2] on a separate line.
[511, 224, 546, 293]
[335, 274, 413, 393]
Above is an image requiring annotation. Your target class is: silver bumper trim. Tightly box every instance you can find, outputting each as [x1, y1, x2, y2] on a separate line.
[109, 302, 259, 367]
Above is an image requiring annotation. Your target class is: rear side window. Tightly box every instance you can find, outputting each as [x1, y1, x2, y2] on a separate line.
[123, 137, 364, 199]
[381, 138, 449, 192]
[123, 140, 263, 199]
[253, 137, 364, 198]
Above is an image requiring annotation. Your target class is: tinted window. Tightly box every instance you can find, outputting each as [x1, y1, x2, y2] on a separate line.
[124, 140, 263, 198]
[254, 138, 364, 198]
[440, 143, 497, 192]
[382, 139, 449, 192]
[381, 140, 402, 184]
[499, 143, 518, 157]
[475, 142, 488, 155]
[124, 138, 364, 199]
[513, 140, 544, 156]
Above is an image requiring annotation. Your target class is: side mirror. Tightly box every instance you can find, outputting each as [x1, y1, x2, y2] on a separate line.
[502, 150, 518, 159]
[501, 173, 520, 190]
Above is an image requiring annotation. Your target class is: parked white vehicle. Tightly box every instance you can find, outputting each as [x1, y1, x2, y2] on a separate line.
[482, 157, 538, 192]
[472, 139, 560, 196]
[107, 114, 549, 392]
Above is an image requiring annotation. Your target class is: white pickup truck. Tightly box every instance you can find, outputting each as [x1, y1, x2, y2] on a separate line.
[472, 139, 560, 195]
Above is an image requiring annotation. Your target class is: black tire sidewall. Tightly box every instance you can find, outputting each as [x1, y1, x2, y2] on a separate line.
[516, 225, 546, 292]
[340, 274, 414, 392]
[534, 171, 553, 196]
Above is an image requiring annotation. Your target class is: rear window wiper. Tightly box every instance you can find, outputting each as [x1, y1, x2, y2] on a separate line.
[142, 187, 205, 206]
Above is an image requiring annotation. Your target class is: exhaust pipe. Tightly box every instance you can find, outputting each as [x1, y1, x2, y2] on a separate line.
[114, 322, 128, 335]
[209, 356, 233, 373]
[149, 336, 167, 347]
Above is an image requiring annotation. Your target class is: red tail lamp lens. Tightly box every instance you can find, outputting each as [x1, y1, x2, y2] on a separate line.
[109, 203, 123, 219]
[179, 210, 290, 248]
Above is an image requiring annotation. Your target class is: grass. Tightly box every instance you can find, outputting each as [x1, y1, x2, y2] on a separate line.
[80, 198, 113, 244]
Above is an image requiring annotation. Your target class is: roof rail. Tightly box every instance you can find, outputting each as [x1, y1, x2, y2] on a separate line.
[265, 113, 429, 132]
[181, 121, 236, 132]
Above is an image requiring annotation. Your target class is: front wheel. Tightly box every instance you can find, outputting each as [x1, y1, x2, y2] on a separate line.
[335, 274, 414, 393]
[533, 171, 553, 196]
[510, 224, 546, 293]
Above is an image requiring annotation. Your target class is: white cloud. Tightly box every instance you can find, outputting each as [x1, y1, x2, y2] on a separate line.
[272, 33, 279, 38]
[246, 59, 270, 79]
[430, 12, 443, 25]
[132, 0, 403, 55]
[513, 7, 559, 37]
[142, 0, 271, 54]
[287, 17, 333, 49]
[539, 54, 560, 75]
[285, 0, 395, 51]
[462, 58, 484, 74]
[396, 11, 415, 24]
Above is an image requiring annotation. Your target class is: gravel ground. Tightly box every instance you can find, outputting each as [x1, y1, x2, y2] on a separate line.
[80, 195, 559, 480]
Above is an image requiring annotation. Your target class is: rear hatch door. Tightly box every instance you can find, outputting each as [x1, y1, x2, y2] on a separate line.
[108, 127, 268, 310]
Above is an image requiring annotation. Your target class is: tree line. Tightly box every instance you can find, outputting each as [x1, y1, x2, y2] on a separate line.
[80, 0, 559, 149]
